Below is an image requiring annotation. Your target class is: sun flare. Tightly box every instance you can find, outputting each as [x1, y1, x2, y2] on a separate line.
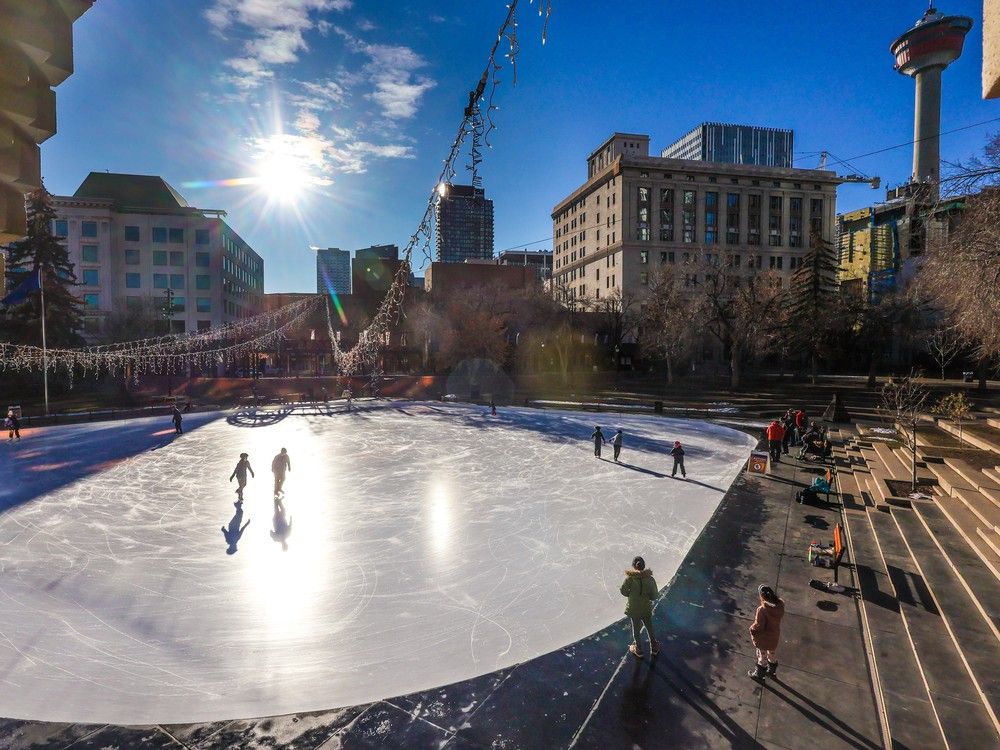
[252, 134, 331, 204]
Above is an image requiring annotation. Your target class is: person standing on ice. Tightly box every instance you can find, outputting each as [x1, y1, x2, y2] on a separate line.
[620, 555, 660, 658]
[172, 406, 183, 434]
[6, 409, 20, 441]
[611, 429, 624, 462]
[670, 440, 686, 478]
[229, 452, 255, 502]
[271, 447, 291, 497]
[591, 426, 606, 457]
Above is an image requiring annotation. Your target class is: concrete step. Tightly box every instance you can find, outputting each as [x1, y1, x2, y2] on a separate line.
[984, 485, 1000, 511]
[926, 462, 977, 498]
[868, 509, 999, 747]
[845, 506, 945, 749]
[945, 457, 1000, 494]
[934, 494, 1000, 583]
[981, 527, 1000, 559]
[939, 420, 1000, 457]
[893, 446, 939, 483]
[954, 488, 1000, 532]
[915, 424, 964, 449]
[837, 471, 866, 511]
[987, 417, 1000, 431]
[985, 468, 1000, 487]
[893, 508, 1000, 734]
[874, 441, 909, 478]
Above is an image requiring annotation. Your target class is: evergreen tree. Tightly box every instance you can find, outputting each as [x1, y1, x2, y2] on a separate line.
[2, 187, 84, 347]
[786, 232, 840, 382]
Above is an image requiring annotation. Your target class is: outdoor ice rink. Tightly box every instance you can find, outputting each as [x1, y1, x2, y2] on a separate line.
[0, 401, 756, 725]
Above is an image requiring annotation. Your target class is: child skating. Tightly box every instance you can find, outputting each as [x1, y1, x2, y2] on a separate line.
[5, 409, 20, 441]
[172, 406, 183, 434]
[670, 440, 686, 478]
[591, 426, 606, 458]
[611, 429, 623, 462]
[229, 452, 255, 502]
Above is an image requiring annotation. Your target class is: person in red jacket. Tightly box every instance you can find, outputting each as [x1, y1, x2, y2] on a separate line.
[766, 419, 785, 462]
[794, 409, 807, 444]
[748, 585, 785, 680]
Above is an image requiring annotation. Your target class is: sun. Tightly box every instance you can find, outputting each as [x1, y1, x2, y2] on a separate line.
[252, 134, 331, 204]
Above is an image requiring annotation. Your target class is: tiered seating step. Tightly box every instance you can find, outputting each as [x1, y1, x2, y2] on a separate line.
[874, 441, 909, 478]
[893, 508, 1000, 733]
[933, 494, 1000, 583]
[868, 509, 999, 746]
[925, 462, 977, 497]
[938, 420, 1000, 457]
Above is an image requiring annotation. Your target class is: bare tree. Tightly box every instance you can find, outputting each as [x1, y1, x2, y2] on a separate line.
[925, 326, 962, 380]
[639, 268, 698, 384]
[878, 369, 929, 492]
[588, 289, 638, 369]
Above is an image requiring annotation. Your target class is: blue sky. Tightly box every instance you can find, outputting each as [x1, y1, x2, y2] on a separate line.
[42, 0, 996, 293]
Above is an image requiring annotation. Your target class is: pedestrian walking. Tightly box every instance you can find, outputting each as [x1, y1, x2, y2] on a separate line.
[670, 440, 686, 478]
[748, 585, 785, 680]
[620, 556, 660, 658]
[611, 429, 624, 462]
[781, 409, 795, 455]
[591, 426, 606, 458]
[172, 406, 183, 434]
[6, 409, 21, 442]
[229, 452, 255, 502]
[766, 419, 785, 463]
[271, 447, 291, 497]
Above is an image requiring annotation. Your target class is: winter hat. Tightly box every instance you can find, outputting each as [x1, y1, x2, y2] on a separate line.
[240, 453, 248, 458]
[674, 440, 681, 447]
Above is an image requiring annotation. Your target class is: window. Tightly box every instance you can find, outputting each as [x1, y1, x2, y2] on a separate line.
[169, 228, 184, 243]
[682, 189, 696, 243]
[125, 248, 140, 265]
[640, 272, 649, 285]
[197, 320, 211, 331]
[81, 245, 99, 262]
[125, 272, 141, 289]
[195, 275, 211, 290]
[82, 268, 99, 286]
[731, 254, 742, 268]
[810, 198, 824, 237]
[768, 195, 782, 246]
[152, 227, 168, 243]
[195, 252, 210, 267]
[659, 188, 674, 241]
[195, 229, 210, 245]
[705, 191, 718, 245]
[83, 293, 99, 309]
[769, 256, 784, 270]
[170, 251, 184, 266]
[153, 273, 168, 289]
[660, 251, 675, 264]
[53, 220, 68, 237]
[640, 250, 648, 264]
[636, 186, 650, 241]
[726, 193, 740, 244]
[81, 221, 98, 238]
[153, 250, 168, 265]
[790, 256, 803, 270]
[124, 225, 140, 241]
[789, 197, 803, 248]
[169, 274, 184, 289]
[173, 297, 186, 313]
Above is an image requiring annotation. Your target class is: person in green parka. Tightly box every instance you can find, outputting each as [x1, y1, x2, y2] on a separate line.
[620, 555, 660, 658]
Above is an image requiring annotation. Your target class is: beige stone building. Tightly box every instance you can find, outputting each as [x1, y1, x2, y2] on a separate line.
[551, 133, 842, 307]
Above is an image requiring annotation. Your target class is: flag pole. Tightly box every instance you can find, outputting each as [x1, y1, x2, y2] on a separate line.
[39, 267, 49, 415]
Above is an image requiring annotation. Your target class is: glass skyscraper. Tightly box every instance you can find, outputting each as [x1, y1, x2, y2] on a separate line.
[316, 247, 350, 295]
[661, 123, 794, 168]
[435, 184, 494, 263]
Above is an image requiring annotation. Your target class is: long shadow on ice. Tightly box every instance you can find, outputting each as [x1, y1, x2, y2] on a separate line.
[0, 411, 219, 512]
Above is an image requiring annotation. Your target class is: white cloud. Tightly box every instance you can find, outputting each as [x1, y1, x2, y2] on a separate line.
[368, 78, 436, 119]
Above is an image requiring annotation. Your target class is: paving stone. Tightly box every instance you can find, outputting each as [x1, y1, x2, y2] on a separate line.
[168, 706, 366, 749]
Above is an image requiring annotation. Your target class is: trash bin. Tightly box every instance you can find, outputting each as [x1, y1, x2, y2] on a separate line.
[963, 371, 974, 383]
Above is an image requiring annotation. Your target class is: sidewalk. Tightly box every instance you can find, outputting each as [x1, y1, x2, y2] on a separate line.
[1, 439, 883, 749]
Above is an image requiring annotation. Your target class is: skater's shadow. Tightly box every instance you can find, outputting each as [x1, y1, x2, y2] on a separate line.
[271, 499, 292, 551]
[601, 458, 668, 479]
[222, 504, 250, 555]
[668, 476, 726, 493]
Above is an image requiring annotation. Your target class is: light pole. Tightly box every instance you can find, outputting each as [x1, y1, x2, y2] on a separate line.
[163, 288, 175, 397]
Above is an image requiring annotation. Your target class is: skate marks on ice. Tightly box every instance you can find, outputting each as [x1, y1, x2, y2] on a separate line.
[0, 402, 755, 725]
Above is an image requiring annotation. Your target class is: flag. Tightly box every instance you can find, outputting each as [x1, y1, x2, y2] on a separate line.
[1, 269, 40, 307]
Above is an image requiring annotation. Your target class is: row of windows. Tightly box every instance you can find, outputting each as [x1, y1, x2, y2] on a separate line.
[636, 250, 805, 270]
[123, 273, 211, 290]
[222, 235, 262, 276]
[53, 221, 212, 245]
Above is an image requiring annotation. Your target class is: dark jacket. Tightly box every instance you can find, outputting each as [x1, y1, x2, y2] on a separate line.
[592, 429, 605, 444]
[749, 600, 785, 650]
[611, 432, 623, 447]
[620, 568, 658, 618]
[670, 444, 685, 458]
[231, 459, 254, 481]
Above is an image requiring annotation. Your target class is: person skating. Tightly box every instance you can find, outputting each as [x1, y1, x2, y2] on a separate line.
[271, 447, 291, 497]
[591, 426, 606, 458]
[222, 505, 250, 555]
[490, 400, 497, 417]
[229, 452, 255, 502]
[620, 556, 660, 658]
[748, 585, 785, 680]
[766, 419, 785, 463]
[670, 440, 686, 478]
[172, 406, 183, 434]
[6, 409, 20, 441]
[611, 429, 624, 462]
[780, 409, 795, 455]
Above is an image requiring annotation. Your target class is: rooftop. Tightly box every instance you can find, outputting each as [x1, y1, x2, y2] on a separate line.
[72, 172, 192, 211]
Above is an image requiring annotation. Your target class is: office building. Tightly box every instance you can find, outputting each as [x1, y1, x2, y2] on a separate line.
[356, 244, 399, 261]
[1, 0, 93, 244]
[424, 262, 535, 295]
[498, 249, 552, 281]
[552, 132, 841, 308]
[352, 253, 403, 304]
[316, 247, 350, 295]
[660, 123, 794, 168]
[51, 172, 264, 336]
[435, 185, 494, 263]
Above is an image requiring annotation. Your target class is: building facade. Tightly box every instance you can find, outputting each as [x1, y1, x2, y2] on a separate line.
[660, 123, 794, 168]
[552, 133, 840, 307]
[316, 247, 350, 296]
[51, 172, 264, 336]
[435, 184, 494, 263]
[498, 249, 552, 281]
[424, 261, 535, 295]
[356, 244, 399, 261]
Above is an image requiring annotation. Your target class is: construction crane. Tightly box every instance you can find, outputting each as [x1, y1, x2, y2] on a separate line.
[818, 151, 881, 189]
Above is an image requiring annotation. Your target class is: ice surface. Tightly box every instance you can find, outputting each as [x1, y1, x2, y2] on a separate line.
[0, 401, 756, 724]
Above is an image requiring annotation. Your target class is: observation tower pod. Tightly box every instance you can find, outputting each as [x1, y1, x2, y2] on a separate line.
[890, 6, 973, 198]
